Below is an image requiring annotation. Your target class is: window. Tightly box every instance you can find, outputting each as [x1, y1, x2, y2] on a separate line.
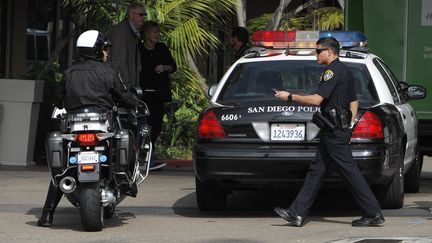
[26, 0, 56, 61]
[373, 58, 400, 104]
[218, 60, 379, 104]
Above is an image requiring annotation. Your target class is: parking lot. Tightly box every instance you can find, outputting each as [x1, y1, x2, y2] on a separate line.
[1, 158, 432, 243]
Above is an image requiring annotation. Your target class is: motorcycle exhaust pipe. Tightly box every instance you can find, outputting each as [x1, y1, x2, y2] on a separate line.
[59, 176, 76, 194]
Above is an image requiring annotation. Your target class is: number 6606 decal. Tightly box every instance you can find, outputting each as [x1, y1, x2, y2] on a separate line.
[220, 114, 241, 121]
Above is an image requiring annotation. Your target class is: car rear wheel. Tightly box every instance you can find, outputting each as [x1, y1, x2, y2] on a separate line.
[375, 164, 404, 209]
[405, 151, 423, 193]
[195, 176, 227, 211]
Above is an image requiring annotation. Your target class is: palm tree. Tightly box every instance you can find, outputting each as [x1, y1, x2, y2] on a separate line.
[144, 0, 236, 156]
[306, 7, 344, 30]
[247, 1, 343, 31]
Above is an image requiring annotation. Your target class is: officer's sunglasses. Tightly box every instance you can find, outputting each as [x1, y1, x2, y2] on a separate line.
[315, 48, 328, 55]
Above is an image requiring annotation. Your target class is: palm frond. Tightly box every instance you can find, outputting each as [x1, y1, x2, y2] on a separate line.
[306, 7, 344, 30]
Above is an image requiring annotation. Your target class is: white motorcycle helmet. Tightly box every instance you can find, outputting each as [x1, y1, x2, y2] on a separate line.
[76, 30, 112, 60]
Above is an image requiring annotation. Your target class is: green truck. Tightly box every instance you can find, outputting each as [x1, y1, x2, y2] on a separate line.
[345, 0, 432, 163]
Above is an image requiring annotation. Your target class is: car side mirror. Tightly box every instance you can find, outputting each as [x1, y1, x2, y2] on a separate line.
[208, 84, 218, 97]
[406, 85, 426, 100]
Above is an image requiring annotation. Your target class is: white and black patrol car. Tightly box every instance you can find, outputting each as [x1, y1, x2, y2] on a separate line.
[193, 31, 426, 211]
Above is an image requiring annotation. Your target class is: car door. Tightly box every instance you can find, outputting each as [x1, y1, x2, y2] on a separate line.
[374, 59, 417, 166]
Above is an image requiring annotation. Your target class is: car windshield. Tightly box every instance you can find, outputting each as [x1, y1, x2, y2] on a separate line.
[217, 60, 379, 104]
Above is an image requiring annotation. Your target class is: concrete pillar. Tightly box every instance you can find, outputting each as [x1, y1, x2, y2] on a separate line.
[0, 79, 44, 166]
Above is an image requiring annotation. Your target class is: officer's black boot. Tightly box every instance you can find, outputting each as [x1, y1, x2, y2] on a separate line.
[37, 181, 63, 227]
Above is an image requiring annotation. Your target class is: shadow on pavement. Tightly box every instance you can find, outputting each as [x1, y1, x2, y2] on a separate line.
[25, 206, 136, 231]
[171, 188, 365, 218]
[172, 178, 432, 219]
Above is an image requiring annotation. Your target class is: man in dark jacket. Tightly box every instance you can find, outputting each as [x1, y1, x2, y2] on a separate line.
[54, 47, 138, 112]
[107, 2, 146, 89]
[231, 26, 251, 62]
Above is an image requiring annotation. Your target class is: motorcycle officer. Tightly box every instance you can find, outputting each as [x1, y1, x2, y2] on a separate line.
[38, 30, 141, 227]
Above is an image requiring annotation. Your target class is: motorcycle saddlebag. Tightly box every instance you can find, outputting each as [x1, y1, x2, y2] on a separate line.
[45, 131, 64, 174]
[114, 129, 135, 172]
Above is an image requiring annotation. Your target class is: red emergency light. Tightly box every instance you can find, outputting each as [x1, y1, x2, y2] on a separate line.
[251, 31, 296, 48]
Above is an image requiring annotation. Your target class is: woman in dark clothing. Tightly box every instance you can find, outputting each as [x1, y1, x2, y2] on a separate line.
[140, 21, 177, 170]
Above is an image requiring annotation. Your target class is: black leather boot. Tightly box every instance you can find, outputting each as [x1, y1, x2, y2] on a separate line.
[38, 181, 63, 227]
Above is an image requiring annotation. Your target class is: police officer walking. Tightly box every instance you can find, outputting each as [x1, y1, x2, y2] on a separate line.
[274, 37, 385, 227]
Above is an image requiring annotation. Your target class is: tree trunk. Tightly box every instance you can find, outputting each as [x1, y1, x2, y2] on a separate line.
[187, 52, 208, 91]
[266, 0, 292, 30]
[236, 0, 246, 27]
[338, 0, 345, 10]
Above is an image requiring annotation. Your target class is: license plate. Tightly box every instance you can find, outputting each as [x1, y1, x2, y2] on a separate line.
[271, 123, 305, 141]
[78, 151, 99, 164]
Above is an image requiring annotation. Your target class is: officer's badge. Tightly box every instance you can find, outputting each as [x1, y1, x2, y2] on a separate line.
[323, 70, 334, 81]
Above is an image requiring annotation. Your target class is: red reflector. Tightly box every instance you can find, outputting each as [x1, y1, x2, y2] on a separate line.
[81, 164, 96, 172]
[352, 111, 384, 139]
[198, 110, 226, 139]
[77, 133, 98, 146]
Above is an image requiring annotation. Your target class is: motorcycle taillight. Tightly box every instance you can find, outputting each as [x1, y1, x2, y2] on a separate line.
[77, 133, 98, 146]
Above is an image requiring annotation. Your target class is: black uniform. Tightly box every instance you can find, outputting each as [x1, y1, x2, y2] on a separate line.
[288, 58, 381, 217]
[54, 59, 138, 112]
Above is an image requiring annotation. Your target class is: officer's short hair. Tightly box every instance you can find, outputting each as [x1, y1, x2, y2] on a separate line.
[231, 26, 249, 44]
[316, 37, 340, 56]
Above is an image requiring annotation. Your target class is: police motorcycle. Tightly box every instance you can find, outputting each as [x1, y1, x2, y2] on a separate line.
[46, 101, 152, 231]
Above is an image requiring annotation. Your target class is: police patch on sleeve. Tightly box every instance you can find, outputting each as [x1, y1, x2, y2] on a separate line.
[323, 70, 334, 81]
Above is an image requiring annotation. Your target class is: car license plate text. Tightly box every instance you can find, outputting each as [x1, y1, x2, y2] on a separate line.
[271, 123, 305, 141]
[78, 151, 99, 164]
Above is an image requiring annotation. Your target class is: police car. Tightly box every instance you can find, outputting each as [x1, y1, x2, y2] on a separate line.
[193, 31, 426, 211]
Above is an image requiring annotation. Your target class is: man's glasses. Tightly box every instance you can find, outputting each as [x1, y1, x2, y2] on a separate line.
[315, 48, 328, 54]
[133, 12, 147, 17]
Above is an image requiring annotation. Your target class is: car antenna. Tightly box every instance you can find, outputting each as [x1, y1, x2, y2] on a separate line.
[285, 44, 290, 56]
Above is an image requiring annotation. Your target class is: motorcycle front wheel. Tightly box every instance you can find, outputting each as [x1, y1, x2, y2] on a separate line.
[79, 183, 103, 231]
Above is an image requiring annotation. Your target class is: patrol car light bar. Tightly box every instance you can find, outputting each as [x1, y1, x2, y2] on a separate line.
[250, 31, 367, 49]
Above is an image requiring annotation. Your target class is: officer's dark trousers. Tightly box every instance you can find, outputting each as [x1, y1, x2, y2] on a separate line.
[289, 129, 381, 217]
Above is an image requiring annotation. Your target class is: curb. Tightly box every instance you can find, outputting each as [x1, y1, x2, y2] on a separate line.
[159, 159, 193, 168]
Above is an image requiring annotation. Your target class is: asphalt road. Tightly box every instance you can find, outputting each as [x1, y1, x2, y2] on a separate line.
[1, 158, 432, 243]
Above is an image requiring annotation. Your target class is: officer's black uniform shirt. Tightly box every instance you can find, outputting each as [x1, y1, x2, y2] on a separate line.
[315, 58, 357, 112]
[54, 59, 138, 112]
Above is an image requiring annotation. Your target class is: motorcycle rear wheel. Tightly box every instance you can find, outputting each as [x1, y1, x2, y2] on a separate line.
[79, 183, 103, 231]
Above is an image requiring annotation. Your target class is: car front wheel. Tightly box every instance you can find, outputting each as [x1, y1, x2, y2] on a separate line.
[195, 176, 227, 211]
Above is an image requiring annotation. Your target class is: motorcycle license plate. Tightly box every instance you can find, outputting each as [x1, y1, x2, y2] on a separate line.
[270, 123, 305, 141]
[78, 151, 99, 164]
